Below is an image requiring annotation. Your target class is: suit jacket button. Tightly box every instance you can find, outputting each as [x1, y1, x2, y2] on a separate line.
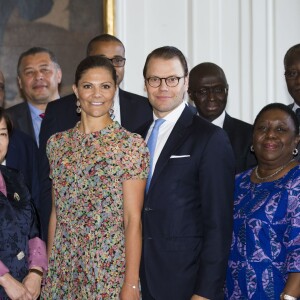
[144, 207, 153, 212]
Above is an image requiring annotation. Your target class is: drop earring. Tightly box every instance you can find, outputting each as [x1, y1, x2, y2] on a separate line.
[76, 99, 81, 114]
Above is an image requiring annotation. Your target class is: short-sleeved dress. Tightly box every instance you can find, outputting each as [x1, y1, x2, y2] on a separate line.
[41, 121, 149, 300]
[225, 166, 300, 300]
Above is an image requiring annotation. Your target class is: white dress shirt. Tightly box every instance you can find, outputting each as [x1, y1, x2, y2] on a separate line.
[146, 101, 186, 176]
[112, 87, 121, 124]
[211, 110, 226, 128]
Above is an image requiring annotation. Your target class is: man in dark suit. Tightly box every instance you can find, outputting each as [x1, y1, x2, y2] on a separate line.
[6, 47, 62, 146]
[139, 46, 235, 300]
[38, 34, 152, 241]
[188, 62, 256, 173]
[284, 44, 300, 161]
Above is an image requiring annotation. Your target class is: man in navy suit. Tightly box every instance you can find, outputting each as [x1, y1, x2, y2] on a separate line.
[38, 34, 153, 241]
[188, 62, 256, 173]
[139, 46, 235, 300]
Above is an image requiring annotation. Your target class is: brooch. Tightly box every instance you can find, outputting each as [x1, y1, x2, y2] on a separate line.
[14, 193, 20, 201]
[17, 251, 24, 260]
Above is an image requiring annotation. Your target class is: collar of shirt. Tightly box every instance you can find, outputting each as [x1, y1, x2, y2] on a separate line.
[27, 102, 44, 146]
[112, 87, 121, 124]
[292, 103, 300, 112]
[146, 101, 186, 175]
[211, 110, 226, 128]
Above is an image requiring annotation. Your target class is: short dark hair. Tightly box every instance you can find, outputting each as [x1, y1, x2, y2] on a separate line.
[0, 107, 13, 136]
[143, 46, 188, 78]
[74, 55, 117, 86]
[254, 103, 299, 135]
[86, 34, 125, 56]
[284, 43, 300, 67]
[17, 47, 60, 75]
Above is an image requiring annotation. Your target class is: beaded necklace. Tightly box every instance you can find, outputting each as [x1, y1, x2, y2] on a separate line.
[254, 159, 295, 181]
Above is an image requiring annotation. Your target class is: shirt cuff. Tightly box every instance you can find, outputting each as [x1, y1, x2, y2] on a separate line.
[0, 261, 9, 277]
[28, 237, 48, 271]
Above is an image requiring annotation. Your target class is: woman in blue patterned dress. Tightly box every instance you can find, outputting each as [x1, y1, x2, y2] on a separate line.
[41, 56, 149, 299]
[225, 103, 300, 300]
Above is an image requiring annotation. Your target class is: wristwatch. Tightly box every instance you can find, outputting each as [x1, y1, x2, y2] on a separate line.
[280, 293, 297, 300]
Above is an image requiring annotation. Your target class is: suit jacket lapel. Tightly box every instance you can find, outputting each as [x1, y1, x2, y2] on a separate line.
[148, 106, 195, 192]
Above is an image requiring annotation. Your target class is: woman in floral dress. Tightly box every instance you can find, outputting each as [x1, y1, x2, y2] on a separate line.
[41, 56, 149, 299]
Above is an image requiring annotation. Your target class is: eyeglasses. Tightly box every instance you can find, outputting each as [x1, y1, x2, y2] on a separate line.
[146, 76, 185, 88]
[107, 57, 126, 67]
[284, 70, 300, 79]
[190, 86, 228, 99]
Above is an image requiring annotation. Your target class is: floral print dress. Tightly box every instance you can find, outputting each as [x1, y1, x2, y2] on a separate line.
[41, 122, 149, 300]
[225, 166, 300, 299]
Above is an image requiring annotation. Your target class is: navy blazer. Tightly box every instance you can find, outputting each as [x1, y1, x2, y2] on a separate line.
[139, 106, 235, 300]
[0, 166, 40, 298]
[6, 102, 35, 141]
[223, 113, 257, 173]
[38, 89, 153, 241]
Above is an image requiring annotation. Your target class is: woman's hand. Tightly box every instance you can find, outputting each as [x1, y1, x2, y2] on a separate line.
[0, 273, 33, 299]
[119, 283, 140, 300]
[22, 272, 42, 300]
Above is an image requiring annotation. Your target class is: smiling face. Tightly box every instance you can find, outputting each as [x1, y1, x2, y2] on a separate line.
[0, 118, 9, 163]
[18, 52, 62, 108]
[253, 108, 300, 168]
[73, 66, 116, 120]
[144, 57, 188, 118]
[285, 50, 300, 106]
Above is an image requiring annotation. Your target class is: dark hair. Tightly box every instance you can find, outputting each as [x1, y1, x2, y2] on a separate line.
[74, 55, 117, 86]
[284, 43, 300, 67]
[17, 47, 60, 75]
[0, 107, 13, 136]
[254, 103, 299, 135]
[86, 34, 125, 56]
[143, 46, 188, 78]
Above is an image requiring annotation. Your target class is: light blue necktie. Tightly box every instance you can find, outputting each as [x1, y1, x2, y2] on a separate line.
[146, 118, 165, 192]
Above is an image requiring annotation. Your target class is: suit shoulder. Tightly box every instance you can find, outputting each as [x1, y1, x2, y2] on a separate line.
[6, 102, 27, 114]
[120, 89, 149, 103]
[225, 114, 253, 133]
[46, 94, 76, 111]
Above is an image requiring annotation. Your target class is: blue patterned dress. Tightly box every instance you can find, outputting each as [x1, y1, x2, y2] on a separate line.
[225, 166, 300, 299]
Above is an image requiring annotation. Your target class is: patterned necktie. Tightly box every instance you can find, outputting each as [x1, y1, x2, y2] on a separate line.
[146, 119, 165, 192]
[39, 113, 45, 119]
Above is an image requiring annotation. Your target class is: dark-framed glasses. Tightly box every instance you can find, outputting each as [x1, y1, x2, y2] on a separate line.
[284, 70, 300, 79]
[146, 76, 185, 88]
[190, 86, 228, 99]
[108, 57, 126, 67]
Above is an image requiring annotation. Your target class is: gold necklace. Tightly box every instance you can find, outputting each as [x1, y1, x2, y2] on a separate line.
[255, 159, 295, 181]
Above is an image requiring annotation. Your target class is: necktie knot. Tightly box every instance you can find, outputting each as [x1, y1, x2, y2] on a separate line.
[39, 113, 45, 119]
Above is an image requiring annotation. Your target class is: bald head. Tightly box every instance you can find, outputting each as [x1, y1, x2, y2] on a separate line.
[0, 71, 4, 107]
[188, 62, 228, 122]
